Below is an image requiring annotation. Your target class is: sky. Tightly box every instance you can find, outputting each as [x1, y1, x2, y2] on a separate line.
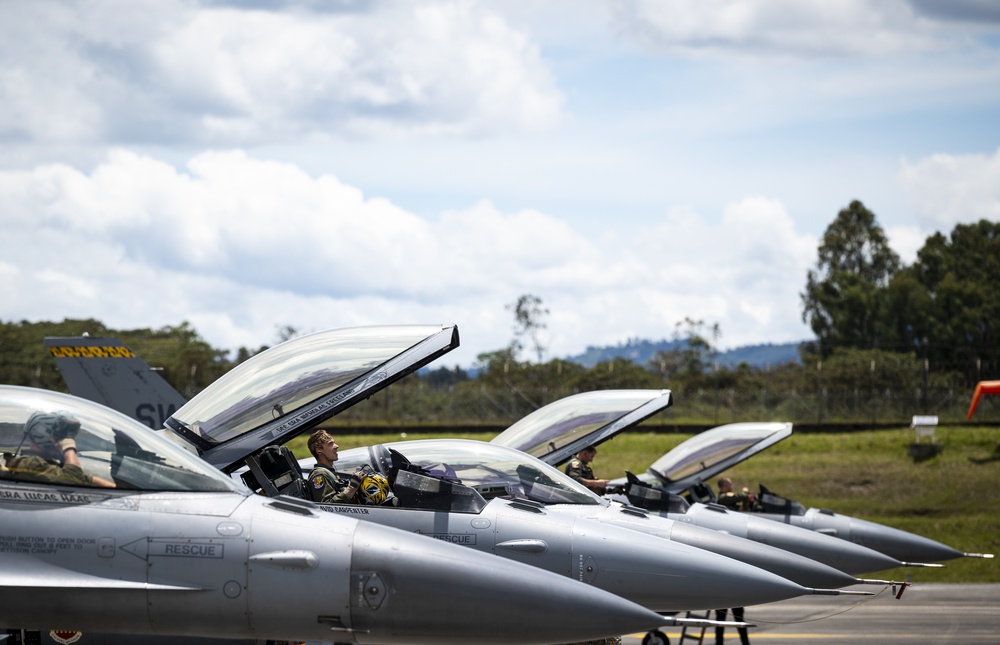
[2, 0, 999, 368]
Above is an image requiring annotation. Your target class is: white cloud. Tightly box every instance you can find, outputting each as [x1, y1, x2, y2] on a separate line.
[0, 149, 817, 365]
[898, 148, 1000, 231]
[885, 225, 928, 264]
[0, 1, 563, 146]
[609, 0, 950, 59]
[3, 1, 996, 369]
[547, 196, 817, 355]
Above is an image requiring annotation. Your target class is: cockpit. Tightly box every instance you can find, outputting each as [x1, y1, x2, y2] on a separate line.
[242, 438, 605, 513]
[335, 439, 603, 511]
[0, 386, 243, 493]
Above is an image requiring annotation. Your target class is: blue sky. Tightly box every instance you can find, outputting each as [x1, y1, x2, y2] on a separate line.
[2, 1, 999, 367]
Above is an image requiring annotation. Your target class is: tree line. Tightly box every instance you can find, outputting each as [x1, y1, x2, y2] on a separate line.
[801, 201, 1000, 386]
[2, 201, 997, 425]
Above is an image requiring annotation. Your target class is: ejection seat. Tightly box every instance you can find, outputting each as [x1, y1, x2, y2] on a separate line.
[622, 471, 691, 513]
[241, 444, 307, 499]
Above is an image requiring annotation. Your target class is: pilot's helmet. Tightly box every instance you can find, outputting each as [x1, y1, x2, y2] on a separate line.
[24, 412, 82, 461]
[358, 472, 394, 505]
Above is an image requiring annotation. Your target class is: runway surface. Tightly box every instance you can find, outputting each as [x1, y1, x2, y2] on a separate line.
[621, 583, 1000, 644]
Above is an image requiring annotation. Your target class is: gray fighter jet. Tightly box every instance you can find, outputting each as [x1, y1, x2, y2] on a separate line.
[155, 325, 834, 615]
[318, 438, 889, 591]
[493, 390, 945, 575]
[294, 437, 888, 645]
[614, 420, 993, 564]
[0, 387, 674, 645]
[47, 334, 903, 583]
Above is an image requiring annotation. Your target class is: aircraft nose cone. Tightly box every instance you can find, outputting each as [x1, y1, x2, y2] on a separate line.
[570, 519, 809, 611]
[746, 515, 905, 575]
[667, 521, 860, 589]
[846, 515, 965, 562]
[348, 521, 665, 644]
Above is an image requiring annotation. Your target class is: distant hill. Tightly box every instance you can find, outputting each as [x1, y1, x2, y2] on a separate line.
[566, 338, 804, 370]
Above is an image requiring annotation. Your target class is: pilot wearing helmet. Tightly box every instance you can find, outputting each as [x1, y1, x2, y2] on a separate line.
[3, 412, 115, 488]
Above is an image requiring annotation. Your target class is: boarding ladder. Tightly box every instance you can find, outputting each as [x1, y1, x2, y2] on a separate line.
[676, 610, 711, 644]
[677, 608, 751, 645]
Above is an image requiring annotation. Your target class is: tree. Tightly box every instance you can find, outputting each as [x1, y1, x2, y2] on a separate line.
[567, 356, 660, 391]
[801, 200, 901, 357]
[506, 294, 549, 363]
[649, 317, 720, 384]
[898, 220, 1000, 382]
[276, 324, 300, 343]
[117, 322, 231, 399]
[0, 318, 232, 398]
[0, 318, 112, 392]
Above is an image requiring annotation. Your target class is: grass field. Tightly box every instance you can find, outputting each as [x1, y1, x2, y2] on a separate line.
[291, 424, 1000, 583]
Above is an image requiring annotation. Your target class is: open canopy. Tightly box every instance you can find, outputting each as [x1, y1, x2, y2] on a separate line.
[164, 324, 459, 472]
[645, 422, 793, 494]
[491, 389, 673, 466]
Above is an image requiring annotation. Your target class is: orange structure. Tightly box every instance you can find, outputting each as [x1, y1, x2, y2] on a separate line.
[967, 380, 1000, 419]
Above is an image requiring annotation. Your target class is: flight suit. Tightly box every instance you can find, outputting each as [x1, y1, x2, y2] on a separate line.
[308, 465, 357, 504]
[2, 454, 94, 486]
[718, 490, 742, 510]
[565, 457, 596, 483]
[718, 490, 760, 512]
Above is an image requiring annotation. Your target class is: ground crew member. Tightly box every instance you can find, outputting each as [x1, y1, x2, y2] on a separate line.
[565, 445, 611, 494]
[717, 476, 758, 511]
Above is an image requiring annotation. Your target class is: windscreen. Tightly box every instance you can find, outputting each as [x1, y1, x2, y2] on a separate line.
[0, 386, 243, 493]
[381, 439, 602, 506]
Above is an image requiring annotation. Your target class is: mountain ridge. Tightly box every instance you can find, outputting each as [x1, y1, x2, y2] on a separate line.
[565, 338, 805, 369]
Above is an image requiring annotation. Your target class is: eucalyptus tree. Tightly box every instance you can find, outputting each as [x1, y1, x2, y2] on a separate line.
[801, 200, 901, 357]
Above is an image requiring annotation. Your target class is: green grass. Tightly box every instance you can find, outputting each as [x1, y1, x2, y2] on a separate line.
[299, 425, 1000, 583]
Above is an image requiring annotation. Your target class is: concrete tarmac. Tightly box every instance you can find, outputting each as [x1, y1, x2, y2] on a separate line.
[621, 583, 1000, 644]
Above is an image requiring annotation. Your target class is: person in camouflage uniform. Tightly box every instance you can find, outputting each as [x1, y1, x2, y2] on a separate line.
[306, 429, 362, 504]
[716, 476, 759, 512]
[564, 445, 611, 494]
[2, 412, 115, 488]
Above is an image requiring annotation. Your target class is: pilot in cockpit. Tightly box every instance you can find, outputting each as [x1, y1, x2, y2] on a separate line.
[3, 412, 115, 488]
[306, 430, 363, 503]
[306, 430, 396, 506]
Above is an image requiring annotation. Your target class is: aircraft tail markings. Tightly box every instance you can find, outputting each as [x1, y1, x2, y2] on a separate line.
[44, 336, 188, 429]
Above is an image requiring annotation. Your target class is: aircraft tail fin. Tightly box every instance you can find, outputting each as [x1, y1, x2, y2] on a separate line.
[44, 336, 188, 429]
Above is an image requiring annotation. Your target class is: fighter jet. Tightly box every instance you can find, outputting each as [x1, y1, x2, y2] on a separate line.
[47, 335, 901, 583]
[602, 417, 993, 564]
[294, 437, 890, 645]
[151, 324, 836, 615]
[493, 390, 946, 575]
[0, 386, 678, 645]
[319, 437, 892, 591]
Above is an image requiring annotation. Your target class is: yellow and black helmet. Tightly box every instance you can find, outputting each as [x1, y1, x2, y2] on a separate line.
[359, 472, 394, 505]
